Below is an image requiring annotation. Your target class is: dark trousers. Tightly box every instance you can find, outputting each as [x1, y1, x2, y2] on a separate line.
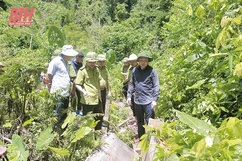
[101, 89, 106, 113]
[135, 103, 154, 138]
[54, 96, 69, 125]
[82, 100, 103, 130]
[122, 82, 128, 99]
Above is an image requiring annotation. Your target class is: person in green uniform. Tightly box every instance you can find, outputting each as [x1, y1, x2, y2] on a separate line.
[0, 62, 5, 74]
[127, 54, 138, 126]
[75, 52, 103, 130]
[96, 54, 110, 113]
[121, 57, 130, 102]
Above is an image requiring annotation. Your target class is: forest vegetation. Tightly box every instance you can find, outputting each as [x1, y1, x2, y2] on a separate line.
[1, 0, 242, 160]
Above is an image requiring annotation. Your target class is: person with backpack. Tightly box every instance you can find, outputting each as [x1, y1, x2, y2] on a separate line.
[127, 52, 160, 142]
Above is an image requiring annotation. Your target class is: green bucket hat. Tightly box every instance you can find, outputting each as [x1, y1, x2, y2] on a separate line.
[86, 52, 97, 62]
[96, 54, 106, 61]
[137, 52, 153, 62]
[122, 57, 128, 63]
[0, 62, 4, 67]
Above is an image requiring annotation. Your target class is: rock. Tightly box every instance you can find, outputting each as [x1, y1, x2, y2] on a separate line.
[86, 133, 138, 161]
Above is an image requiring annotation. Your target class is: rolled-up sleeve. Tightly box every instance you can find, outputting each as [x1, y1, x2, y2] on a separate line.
[76, 70, 84, 86]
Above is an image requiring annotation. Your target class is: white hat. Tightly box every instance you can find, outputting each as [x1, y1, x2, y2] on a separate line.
[128, 53, 137, 61]
[61, 45, 78, 56]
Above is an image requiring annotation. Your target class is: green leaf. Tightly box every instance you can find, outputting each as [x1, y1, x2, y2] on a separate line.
[36, 126, 55, 150]
[184, 53, 204, 62]
[9, 134, 29, 161]
[222, 139, 242, 147]
[48, 25, 65, 47]
[175, 110, 216, 136]
[22, 118, 34, 127]
[62, 112, 76, 129]
[191, 138, 206, 158]
[166, 154, 179, 161]
[209, 53, 228, 57]
[71, 127, 92, 143]
[186, 79, 206, 90]
[186, 4, 193, 16]
[3, 122, 12, 128]
[195, 5, 205, 18]
[48, 146, 70, 157]
[233, 17, 241, 25]
[221, 16, 231, 28]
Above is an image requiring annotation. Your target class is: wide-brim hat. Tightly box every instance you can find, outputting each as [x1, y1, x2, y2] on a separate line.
[61, 45, 78, 57]
[128, 53, 138, 61]
[137, 52, 153, 62]
[0, 62, 4, 67]
[97, 54, 106, 61]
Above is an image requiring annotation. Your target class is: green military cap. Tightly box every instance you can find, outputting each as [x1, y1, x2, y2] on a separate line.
[96, 54, 106, 61]
[86, 52, 97, 62]
[137, 52, 153, 62]
[122, 57, 128, 63]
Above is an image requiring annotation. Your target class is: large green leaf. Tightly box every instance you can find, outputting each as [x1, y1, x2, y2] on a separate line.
[36, 126, 55, 150]
[70, 127, 92, 143]
[9, 134, 29, 161]
[175, 110, 216, 136]
[48, 146, 70, 157]
[48, 25, 65, 47]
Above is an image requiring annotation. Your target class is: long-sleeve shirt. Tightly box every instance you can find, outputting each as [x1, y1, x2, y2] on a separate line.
[127, 65, 160, 105]
[75, 65, 101, 105]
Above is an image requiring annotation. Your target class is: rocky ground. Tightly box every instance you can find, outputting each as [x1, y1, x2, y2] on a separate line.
[102, 99, 140, 152]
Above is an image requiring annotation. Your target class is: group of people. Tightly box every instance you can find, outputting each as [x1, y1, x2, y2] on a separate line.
[45, 44, 160, 142]
[46, 45, 110, 131]
[121, 52, 160, 142]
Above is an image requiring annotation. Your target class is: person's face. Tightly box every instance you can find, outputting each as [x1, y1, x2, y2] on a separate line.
[97, 61, 105, 67]
[87, 61, 96, 69]
[76, 56, 83, 63]
[129, 60, 137, 67]
[138, 57, 148, 70]
[63, 55, 73, 61]
[123, 62, 129, 66]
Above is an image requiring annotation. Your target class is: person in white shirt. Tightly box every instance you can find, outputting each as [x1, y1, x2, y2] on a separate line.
[47, 45, 78, 127]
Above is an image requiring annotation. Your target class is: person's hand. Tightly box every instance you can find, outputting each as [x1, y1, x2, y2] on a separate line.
[127, 97, 131, 106]
[83, 91, 89, 98]
[151, 101, 157, 109]
[107, 91, 111, 97]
